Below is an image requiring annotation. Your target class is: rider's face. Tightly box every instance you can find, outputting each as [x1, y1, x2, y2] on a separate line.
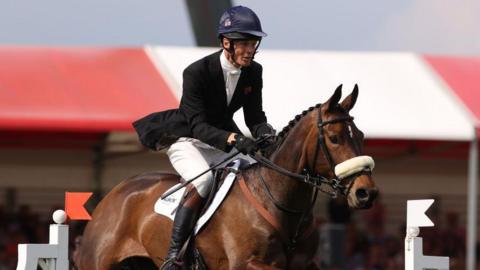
[223, 38, 259, 67]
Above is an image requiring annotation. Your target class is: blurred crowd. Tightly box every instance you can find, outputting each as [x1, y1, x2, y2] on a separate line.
[0, 204, 46, 270]
[0, 198, 479, 270]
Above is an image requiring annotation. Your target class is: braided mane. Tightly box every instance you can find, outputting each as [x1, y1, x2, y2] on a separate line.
[263, 103, 322, 157]
[277, 103, 321, 138]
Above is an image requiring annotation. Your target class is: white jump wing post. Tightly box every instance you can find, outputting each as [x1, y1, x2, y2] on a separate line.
[16, 210, 69, 270]
[405, 199, 449, 270]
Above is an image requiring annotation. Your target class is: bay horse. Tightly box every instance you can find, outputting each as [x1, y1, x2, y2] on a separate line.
[74, 85, 378, 270]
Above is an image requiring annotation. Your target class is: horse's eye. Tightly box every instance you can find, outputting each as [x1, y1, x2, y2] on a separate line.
[329, 136, 339, 144]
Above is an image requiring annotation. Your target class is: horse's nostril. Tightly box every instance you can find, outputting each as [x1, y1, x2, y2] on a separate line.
[355, 188, 369, 201]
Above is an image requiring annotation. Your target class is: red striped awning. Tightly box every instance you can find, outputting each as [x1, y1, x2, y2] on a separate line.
[0, 47, 178, 133]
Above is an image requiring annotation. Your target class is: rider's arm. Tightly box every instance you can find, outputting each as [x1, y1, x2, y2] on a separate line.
[243, 64, 268, 138]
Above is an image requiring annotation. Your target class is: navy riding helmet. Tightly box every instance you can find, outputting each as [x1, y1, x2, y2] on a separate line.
[217, 6, 267, 40]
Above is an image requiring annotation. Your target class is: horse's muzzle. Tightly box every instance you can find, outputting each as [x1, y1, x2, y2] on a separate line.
[354, 187, 378, 209]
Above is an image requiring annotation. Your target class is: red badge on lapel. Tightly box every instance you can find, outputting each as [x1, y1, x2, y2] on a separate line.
[243, 86, 252, 95]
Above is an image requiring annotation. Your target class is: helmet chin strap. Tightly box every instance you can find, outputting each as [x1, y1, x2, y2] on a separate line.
[223, 41, 240, 67]
[222, 38, 262, 67]
[253, 39, 261, 59]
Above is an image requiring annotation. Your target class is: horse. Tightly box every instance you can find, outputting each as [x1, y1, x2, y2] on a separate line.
[74, 85, 378, 270]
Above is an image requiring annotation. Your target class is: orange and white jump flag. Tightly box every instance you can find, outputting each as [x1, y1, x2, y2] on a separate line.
[65, 192, 92, 220]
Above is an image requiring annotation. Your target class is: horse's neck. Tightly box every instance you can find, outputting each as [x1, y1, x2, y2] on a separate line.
[270, 122, 311, 175]
[260, 124, 315, 211]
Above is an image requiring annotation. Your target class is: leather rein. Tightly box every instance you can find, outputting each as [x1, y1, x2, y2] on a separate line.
[240, 105, 359, 252]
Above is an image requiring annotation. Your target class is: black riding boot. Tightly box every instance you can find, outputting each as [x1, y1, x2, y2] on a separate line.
[160, 186, 205, 270]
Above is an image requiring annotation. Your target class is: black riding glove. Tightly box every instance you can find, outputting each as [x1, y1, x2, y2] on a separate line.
[234, 134, 258, 155]
[254, 123, 276, 149]
[255, 123, 276, 137]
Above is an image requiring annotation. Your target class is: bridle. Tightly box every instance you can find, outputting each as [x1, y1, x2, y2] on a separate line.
[252, 105, 358, 198]
[309, 106, 357, 196]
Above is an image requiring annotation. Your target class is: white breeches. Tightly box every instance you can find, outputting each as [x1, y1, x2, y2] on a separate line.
[167, 137, 243, 198]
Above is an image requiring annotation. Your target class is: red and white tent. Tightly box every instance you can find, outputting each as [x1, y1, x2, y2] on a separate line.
[2, 46, 477, 138]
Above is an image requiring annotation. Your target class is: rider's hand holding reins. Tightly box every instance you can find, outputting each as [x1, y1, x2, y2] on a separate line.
[233, 134, 258, 154]
[255, 123, 276, 149]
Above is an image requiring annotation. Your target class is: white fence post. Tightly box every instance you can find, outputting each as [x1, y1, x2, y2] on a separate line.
[405, 199, 449, 270]
[16, 209, 69, 270]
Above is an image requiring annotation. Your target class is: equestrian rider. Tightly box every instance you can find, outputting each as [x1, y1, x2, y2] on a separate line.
[157, 5, 275, 269]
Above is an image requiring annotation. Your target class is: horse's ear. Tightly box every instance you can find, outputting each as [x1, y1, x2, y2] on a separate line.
[326, 84, 342, 112]
[340, 84, 359, 112]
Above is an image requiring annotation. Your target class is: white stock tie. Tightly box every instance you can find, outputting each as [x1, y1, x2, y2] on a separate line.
[226, 70, 240, 106]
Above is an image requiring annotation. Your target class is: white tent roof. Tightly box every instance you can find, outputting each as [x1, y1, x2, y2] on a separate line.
[146, 46, 475, 141]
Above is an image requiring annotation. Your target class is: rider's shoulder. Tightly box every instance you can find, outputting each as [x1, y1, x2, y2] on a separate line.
[184, 50, 222, 74]
[249, 60, 262, 72]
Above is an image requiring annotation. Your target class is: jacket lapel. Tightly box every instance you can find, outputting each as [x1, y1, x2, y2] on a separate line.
[228, 66, 249, 110]
[209, 50, 228, 109]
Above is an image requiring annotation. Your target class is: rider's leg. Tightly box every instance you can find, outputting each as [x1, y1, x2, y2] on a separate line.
[162, 138, 219, 267]
[167, 138, 219, 196]
[164, 184, 205, 264]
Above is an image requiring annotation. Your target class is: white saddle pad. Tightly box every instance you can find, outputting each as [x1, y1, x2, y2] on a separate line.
[154, 158, 250, 235]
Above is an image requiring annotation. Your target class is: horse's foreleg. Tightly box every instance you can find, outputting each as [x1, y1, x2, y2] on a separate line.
[246, 261, 283, 270]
